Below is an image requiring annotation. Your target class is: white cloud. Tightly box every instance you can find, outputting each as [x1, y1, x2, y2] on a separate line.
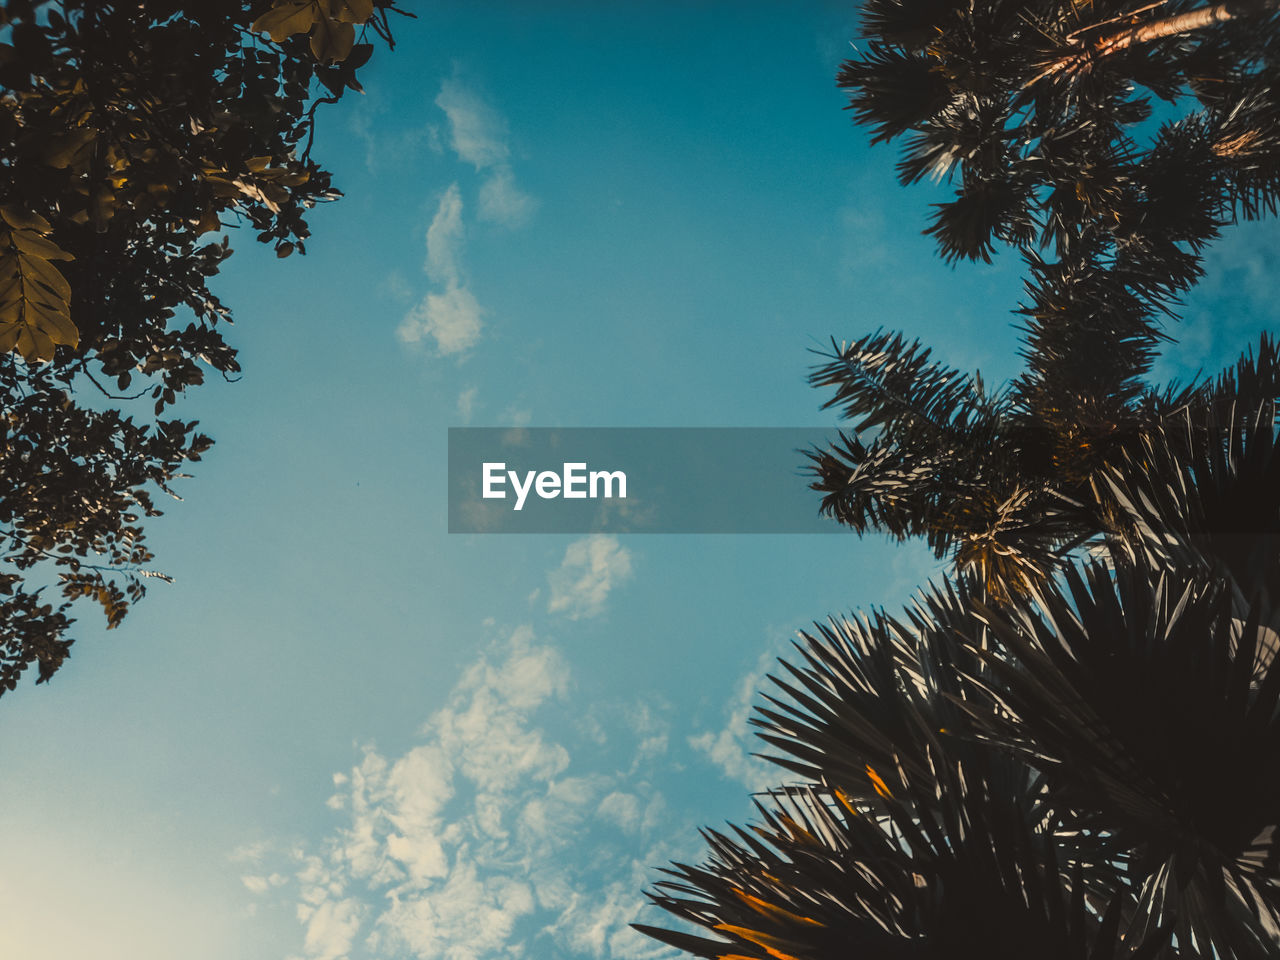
[1150, 219, 1280, 384]
[399, 285, 484, 356]
[437, 76, 537, 230]
[242, 875, 272, 894]
[398, 78, 538, 360]
[436, 77, 511, 170]
[399, 185, 484, 357]
[379, 861, 535, 960]
[425, 184, 465, 286]
[257, 627, 680, 960]
[540, 869, 681, 960]
[241, 873, 287, 895]
[597, 792, 642, 833]
[383, 745, 454, 882]
[479, 167, 538, 228]
[547, 536, 634, 620]
[301, 898, 363, 960]
[688, 645, 779, 792]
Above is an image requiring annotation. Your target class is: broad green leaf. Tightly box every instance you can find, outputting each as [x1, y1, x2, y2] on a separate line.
[310, 13, 355, 63]
[12, 322, 56, 363]
[330, 0, 374, 23]
[0, 271, 20, 303]
[41, 126, 98, 169]
[0, 229, 79, 362]
[251, 0, 317, 42]
[0, 206, 51, 233]
[0, 248, 19, 283]
[25, 299, 78, 346]
[23, 252, 73, 300]
[21, 272, 72, 314]
[12, 230, 74, 261]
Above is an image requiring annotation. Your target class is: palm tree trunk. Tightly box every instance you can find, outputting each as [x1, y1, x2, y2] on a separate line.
[1031, 0, 1280, 83]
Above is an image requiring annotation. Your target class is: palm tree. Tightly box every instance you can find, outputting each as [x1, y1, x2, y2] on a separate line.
[639, 1, 1280, 956]
[637, 533, 1280, 957]
[801, 0, 1280, 595]
[637, 350, 1280, 957]
[804, 331, 1277, 600]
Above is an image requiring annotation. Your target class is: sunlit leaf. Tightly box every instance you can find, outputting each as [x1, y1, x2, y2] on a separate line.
[250, 0, 317, 41]
[310, 13, 355, 63]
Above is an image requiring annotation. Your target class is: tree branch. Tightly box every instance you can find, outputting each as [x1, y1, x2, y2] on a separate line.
[1030, 0, 1280, 85]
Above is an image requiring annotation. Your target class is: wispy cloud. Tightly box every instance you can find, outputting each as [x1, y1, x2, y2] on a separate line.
[298, 893, 364, 960]
[688, 644, 779, 792]
[547, 536, 634, 620]
[478, 166, 537, 228]
[250, 626, 680, 960]
[424, 183, 465, 286]
[435, 78, 511, 169]
[436, 75, 538, 229]
[1150, 219, 1280, 384]
[399, 284, 484, 356]
[398, 77, 537, 359]
[398, 186, 484, 356]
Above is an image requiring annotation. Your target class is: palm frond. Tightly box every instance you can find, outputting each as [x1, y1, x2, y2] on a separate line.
[641, 578, 1169, 958]
[1099, 335, 1280, 617]
[967, 560, 1280, 957]
[806, 330, 1026, 558]
[809, 330, 998, 439]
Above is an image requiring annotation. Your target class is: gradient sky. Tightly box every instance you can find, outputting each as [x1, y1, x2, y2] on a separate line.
[1, 3, 1275, 959]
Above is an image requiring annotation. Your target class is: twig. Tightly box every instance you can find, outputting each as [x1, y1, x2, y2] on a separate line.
[79, 362, 148, 401]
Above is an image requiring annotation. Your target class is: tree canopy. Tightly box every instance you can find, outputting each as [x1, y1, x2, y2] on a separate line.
[0, 0, 406, 693]
[807, 0, 1280, 594]
[642, 1, 1280, 957]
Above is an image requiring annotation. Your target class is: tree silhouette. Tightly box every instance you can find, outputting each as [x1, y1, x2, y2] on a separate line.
[806, 0, 1280, 592]
[642, 1, 1280, 956]
[0, 0, 406, 693]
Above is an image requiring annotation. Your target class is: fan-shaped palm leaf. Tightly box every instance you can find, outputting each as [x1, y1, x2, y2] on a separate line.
[640, 581, 1168, 958]
[965, 560, 1280, 958]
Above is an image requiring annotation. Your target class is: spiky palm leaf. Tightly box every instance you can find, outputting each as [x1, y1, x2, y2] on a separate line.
[650, 9, 1280, 960]
[640, 581, 1171, 958]
[806, 330, 1122, 596]
[837, 0, 1280, 498]
[964, 560, 1280, 958]
[808, 332, 1279, 601]
[1098, 335, 1280, 623]
[840, 0, 1280, 285]
[639, 783, 1165, 960]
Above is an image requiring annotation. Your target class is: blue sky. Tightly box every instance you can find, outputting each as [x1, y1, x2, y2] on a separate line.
[1, 3, 1276, 958]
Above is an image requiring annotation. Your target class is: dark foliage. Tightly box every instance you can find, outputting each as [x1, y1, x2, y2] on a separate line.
[643, 363, 1280, 952]
[642, 3, 1280, 957]
[642, 521, 1280, 956]
[0, 0, 406, 693]
[806, 330, 1279, 600]
[804, 0, 1280, 590]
